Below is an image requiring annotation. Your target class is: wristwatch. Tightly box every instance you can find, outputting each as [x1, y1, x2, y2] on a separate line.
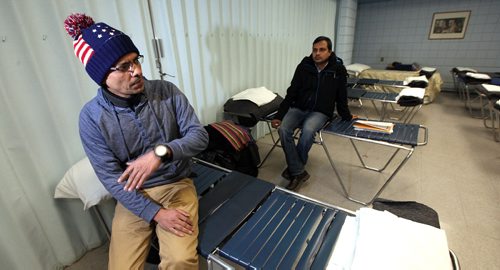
[154, 144, 170, 162]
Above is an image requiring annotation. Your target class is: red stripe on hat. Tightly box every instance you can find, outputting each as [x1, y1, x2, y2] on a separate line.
[73, 36, 94, 66]
[80, 46, 94, 66]
[73, 37, 84, 53]
[82, 50, 94, 66]
[77, 43, 89, 59]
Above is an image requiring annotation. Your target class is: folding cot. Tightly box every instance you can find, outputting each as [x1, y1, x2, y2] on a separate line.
[453, 70, 499, 117]
[347, 77, 406, 88]
[473, 84, 500, 136]
[347, 87, 423, 124]
[257, 115, 427, 206]
[450, 68, 467, 100]
[474, 84, 500, 142]
[319, 117, 428, 205]
[348, 68, 443, 104]
[346, 78, 424, 124]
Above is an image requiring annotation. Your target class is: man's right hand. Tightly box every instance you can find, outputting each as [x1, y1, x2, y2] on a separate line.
[117, 150, 161, 192]
[271, 119, 281, 129]
[154, 208, 194, 237]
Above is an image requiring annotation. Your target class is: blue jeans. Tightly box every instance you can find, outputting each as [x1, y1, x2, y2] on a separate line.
[278, 108, 329, 176]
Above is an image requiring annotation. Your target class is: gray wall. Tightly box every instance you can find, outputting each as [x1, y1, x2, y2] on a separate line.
[352, 0, 500, 90]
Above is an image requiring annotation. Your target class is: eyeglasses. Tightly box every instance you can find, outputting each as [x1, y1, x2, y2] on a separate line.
[109, 55, 144, 73]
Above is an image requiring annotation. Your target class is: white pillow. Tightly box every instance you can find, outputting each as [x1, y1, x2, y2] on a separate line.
[54, 157, 112, 210]
[231, 86, 277, 106]
[345, 63, 371, 75]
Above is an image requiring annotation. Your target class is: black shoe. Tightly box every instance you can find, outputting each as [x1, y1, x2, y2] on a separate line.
[285, 170, 310, 191]
[281, 168, 291, 180]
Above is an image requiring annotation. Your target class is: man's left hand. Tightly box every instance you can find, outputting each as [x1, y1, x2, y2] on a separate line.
[154, 208, 194, 237]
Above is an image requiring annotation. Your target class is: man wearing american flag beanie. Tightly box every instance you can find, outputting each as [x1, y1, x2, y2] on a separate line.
[64, 13, 208, 270]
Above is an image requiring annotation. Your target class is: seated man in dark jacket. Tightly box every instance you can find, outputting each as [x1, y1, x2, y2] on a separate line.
[271, 36, 354, 190]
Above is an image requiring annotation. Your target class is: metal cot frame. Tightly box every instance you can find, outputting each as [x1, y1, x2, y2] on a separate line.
[454, 71, 495, 117]
[474, 84, 500, 142]
[258, 115, 427, 206]
[348, 87, 423, 124]
[495, 103, 500, 142]
[319, 117, 428, 206]
[347, 78, 423, 123]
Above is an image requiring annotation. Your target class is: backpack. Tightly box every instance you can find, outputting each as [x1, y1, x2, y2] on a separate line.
[197, 121, 260, 177]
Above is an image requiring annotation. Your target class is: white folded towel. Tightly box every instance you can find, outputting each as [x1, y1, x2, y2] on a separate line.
[231, 86, 277, 106]
[327, 208, 452, 270]
[455, 67, 477, 72]
[482, 83, 500, 93]
[466, 72, 491, 80]
[403, 75, 428, 85]
[421, 67, 436, 72]
[396, 87, 425, 100]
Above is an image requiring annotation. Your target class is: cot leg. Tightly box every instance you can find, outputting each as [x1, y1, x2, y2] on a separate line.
[480, 97, 496, 129]
[321, 137, 374, 206]
[258, 137, 280, 168]
[265, 121, 278, 144]
[404, 105, 422, 123]
[465, 84, 472, 112]
[350, 147, 414, 206]
[207, 253, 235, 270]
[258, 120, 285, 168]
[370, 100, 381, 118]
[493, 104, 500, 142]
[350, 139, 401, 172]
[380, 102, 389, 121]
[92, 206, 111, 240]
[320, 135, 382, 206]
[259, 128, 303, 168]
[323, 134, 415, 205]
[465, 85, 486, 119]
[319, 137, 350, 201]
[365, 148, 414, 205]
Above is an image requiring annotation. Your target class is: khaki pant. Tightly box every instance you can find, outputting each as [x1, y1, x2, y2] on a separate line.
[109, 178, 199, 270]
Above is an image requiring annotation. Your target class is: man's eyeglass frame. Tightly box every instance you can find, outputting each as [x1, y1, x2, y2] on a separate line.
[109, 55, 144, 73]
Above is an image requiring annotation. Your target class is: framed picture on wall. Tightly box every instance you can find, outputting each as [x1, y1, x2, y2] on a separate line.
[429, 11, 471, 40]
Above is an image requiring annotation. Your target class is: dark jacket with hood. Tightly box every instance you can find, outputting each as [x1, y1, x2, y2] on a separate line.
[274, 53, 352, 121]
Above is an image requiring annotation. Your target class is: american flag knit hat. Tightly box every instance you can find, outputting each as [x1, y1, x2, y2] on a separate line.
[64, 13, 139, 85]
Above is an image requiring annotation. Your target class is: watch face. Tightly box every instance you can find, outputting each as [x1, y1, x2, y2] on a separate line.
[155, 145, 168, 157]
